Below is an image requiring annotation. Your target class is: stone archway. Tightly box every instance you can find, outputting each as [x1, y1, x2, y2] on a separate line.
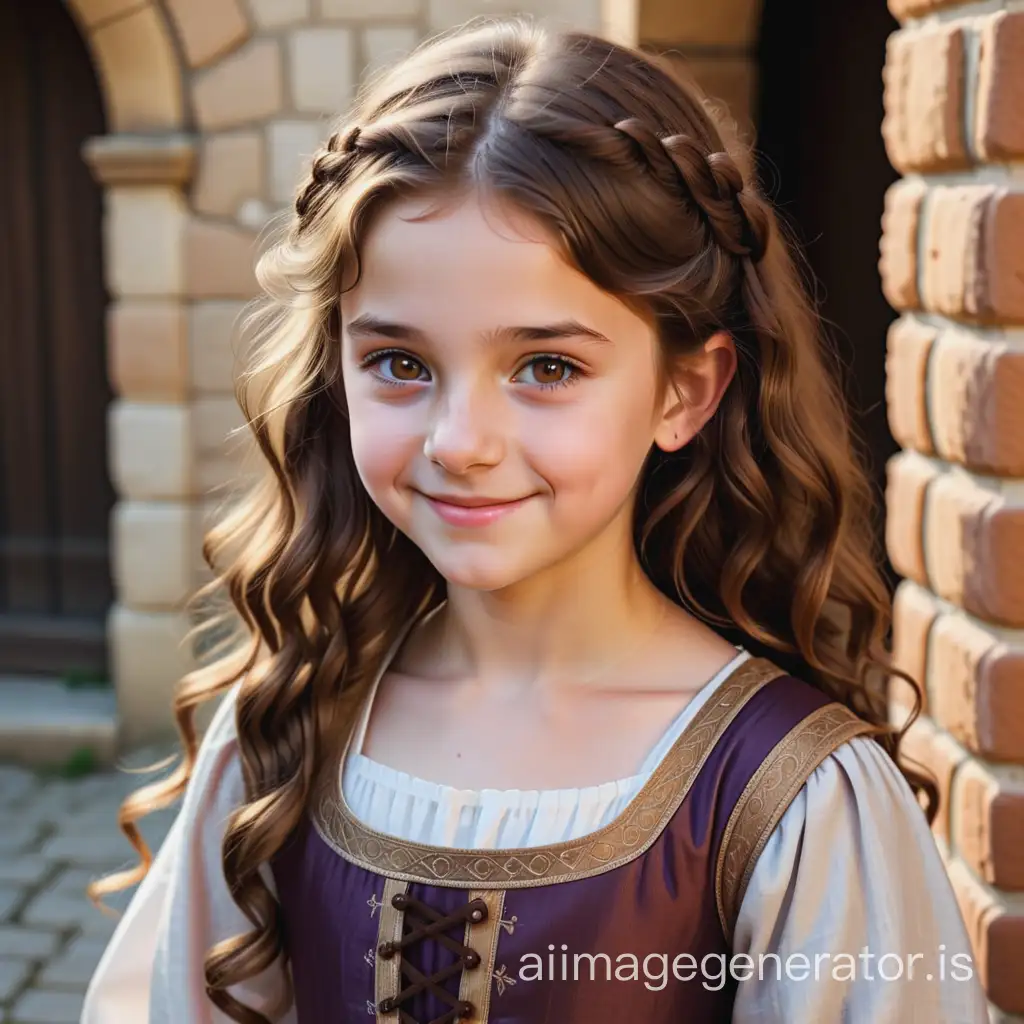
[64, 0, 199, 745]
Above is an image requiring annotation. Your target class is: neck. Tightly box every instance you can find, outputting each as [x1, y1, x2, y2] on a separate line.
[419, 507, 675, 692]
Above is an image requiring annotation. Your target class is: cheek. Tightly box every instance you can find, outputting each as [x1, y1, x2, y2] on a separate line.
[346, 395, 420, 501]
[525, 386, 656, 501]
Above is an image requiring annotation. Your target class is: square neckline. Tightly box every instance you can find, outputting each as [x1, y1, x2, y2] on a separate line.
[344, 603, 750, 800]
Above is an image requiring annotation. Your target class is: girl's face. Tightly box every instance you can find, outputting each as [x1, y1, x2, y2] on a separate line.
[340, 190, 684, 593]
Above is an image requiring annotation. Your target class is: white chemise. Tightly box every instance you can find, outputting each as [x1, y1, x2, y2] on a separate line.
[82, 647, 988, 1023]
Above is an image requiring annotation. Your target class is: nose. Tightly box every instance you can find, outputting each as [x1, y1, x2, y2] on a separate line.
[423, 386, 505, 474]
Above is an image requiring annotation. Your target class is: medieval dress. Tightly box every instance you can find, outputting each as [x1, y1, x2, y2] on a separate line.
[82, 646, 988, 1024]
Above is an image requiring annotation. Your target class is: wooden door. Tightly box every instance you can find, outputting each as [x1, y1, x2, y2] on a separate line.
[0, 1, 114, 677]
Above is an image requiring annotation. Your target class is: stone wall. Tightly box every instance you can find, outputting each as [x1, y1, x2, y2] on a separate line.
[879, 1, 1024, 1017]
[62, 0, 762, 743]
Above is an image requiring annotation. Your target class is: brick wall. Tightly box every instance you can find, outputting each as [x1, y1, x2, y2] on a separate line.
[880, 1, 1024, 1017]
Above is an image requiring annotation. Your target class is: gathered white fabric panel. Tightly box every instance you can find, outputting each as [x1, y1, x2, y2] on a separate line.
[341, 650, 750, 849]
[82, 647, 988, 1023]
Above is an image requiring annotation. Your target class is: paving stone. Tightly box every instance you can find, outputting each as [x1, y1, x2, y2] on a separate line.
[0, 824, 44, 857]
[19, 890, 114, 935]
[0, 767, 37, 808]
[0, 860, 52, 888]
[0, 887, 25, 922]
[8, 988, 83, 1024]
[0, 927, 61, 960]
[39, 834, 134, 868]
[36, 936, 108, 990]
[0, 957, 31, 1002]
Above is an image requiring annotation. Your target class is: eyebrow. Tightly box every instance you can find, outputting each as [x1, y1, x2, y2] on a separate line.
[344, 313, 612, 346]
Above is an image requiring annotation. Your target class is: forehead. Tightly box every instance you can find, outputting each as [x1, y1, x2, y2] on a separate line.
[342, 191, 644, 336]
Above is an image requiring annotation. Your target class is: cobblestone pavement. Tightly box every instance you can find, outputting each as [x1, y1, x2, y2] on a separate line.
[0, 752, 177, 1024]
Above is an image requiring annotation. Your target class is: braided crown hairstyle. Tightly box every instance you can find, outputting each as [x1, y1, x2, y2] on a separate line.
[92, 16, 928, 1023]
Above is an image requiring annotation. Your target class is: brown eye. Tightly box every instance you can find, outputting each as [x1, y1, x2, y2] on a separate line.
[517, 356, 578, 388]
[388, 355, 425, 381]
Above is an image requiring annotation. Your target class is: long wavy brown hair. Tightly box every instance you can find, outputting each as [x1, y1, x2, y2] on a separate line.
[91, 16, 929, 1023]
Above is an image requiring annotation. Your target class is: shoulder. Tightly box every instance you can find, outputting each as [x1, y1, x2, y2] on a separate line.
[711, 666, 878, 938]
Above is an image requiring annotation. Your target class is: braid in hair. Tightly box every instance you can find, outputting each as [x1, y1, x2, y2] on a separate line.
[294, 124, 363, 221]
[613, 117, 768, 263]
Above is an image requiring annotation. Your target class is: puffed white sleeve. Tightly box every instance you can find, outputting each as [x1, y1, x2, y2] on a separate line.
[81, 688, 295, 1024]
[730, 735, 988, 1024]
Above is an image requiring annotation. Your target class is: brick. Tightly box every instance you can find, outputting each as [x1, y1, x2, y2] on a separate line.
[110, 605, 196, 746]
[249, 0, 311, 27]
[165, 0, 249, 69]
[897, 711, 968, 845]
[88, 5, 183, 132]
[193, 39, 284, 131]
[948, 857, 1024, 1013]
[362, 26, 420, 80]
[109, 400, 192, 501]
[953, 760, 1024, 890]
[184, 219, 260, 299]
[929, 331, 1024, 476]
[887, 0, 959, 21]
[929, 614, 1024, 762]
[882, 24, 968, 174]
[892, 581, 939, 715]
[267, 120, 322, 206]
[925, 473, 1024, 627]
[921, 187, 1024, 324]
[885, 316, 936, 453]
[189, 301, 248, 394]
[192, 132, 265, 219]
[322, 0, 419, 17]
[112, 501, 197, 609]
[984, 191, 1024, 323]
[66, 0, 144, 28]
[105, 186, 187, 299]
[194, 397, 247, 471]
[884, 452, 938, 586]
[107, 301, 188, 401]
[879, 179, 926, 311]
[920, 185, 987, 320]
[976, 12, 1024, 161]
[427, 0, 600, 32]
[289, 28, 356, 115]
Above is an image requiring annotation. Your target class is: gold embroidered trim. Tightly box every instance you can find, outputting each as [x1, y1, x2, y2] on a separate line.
[375, 878, 408, 1021]
[312, 657, 786, 888]
[458, 890, 505, 1023]
[715, 703, 876, 944]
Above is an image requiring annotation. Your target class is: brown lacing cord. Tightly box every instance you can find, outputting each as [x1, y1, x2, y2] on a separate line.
[376, 892, 489, 1024]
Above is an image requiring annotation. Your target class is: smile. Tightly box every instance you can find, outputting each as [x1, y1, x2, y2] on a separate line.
[420, 493, 533, 527]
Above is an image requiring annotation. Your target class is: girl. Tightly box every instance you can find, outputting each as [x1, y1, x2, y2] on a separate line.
[84, 16, 987, 1024]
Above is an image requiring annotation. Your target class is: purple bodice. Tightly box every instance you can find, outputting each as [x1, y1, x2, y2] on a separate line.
[272, 661, 872, 1024]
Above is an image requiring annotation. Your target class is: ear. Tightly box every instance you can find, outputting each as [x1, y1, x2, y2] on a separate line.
[653, 331, 737, 453]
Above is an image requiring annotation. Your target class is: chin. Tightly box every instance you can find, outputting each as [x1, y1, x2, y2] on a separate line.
[423, 546, 546, 593]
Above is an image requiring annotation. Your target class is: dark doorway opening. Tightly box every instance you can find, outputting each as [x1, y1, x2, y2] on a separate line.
[756, 0, 901, 582]
[0, 1, 114, 677]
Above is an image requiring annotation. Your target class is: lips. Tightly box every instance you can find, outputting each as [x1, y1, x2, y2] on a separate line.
[419, 492, 533, 527]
